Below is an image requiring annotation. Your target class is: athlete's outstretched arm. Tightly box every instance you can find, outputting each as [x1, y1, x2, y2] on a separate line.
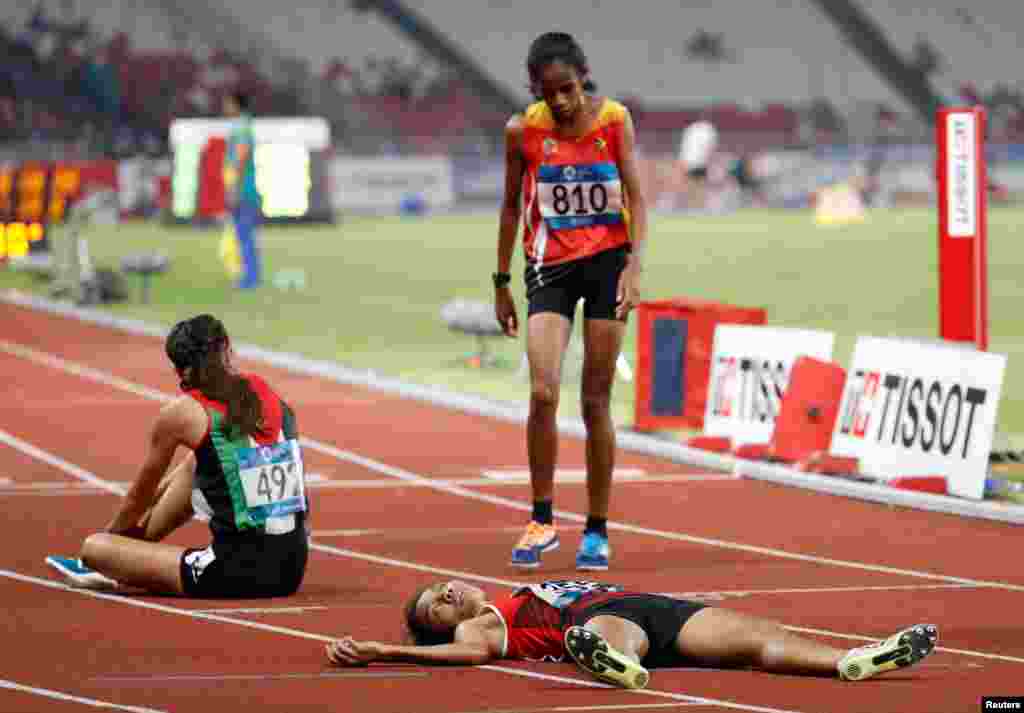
[614, 108, 648, 319]
[326, 617, 504, 667]
[495, 115, 525, 337]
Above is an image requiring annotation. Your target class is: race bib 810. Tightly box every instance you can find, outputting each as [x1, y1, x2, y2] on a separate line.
[537, 163, 624, 231]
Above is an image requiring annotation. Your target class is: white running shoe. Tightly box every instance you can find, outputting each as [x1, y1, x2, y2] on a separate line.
[837, 624, 938, 681]
[45, 556, 119, 590]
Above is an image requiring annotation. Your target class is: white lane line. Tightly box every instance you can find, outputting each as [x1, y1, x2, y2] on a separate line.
[0, 678, 168, 713]
[0, 569, 803, 713]
[306, 438, 1024, 593]
[443, 705, 705, 713]
[312, 526, 527, 537]
[2, 425, 1022, 669]
[474, 667, 798, 713]
[307, 474, 734, 488]
[91, 671, 427, 682]
[0, 429, 125, 496]
[0, 568, 332, 641]
[4, 338, 1024, 595]
[190, 606, 328, 615]
[0, 476, 728, 497]
[782, 625, 1024, 664]
[471, 705, 704, 713]
[0, 490, 112, 498]
[660, 583, 983, 600]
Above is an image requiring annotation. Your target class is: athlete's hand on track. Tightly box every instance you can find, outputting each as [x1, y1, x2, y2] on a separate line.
[325, 636, 383, 666]
[615, 262, 642, 320]
[495, 288, 519, 337]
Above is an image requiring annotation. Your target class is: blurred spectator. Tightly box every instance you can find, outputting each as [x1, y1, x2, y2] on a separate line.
[685, 29, 733, 63]
[910, 35, 942, 76]
[80, 47, 122, 120]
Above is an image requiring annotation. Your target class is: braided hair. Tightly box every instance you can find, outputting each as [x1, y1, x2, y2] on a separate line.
[165, 315, 264, 437]
[526, 32, 596, 98]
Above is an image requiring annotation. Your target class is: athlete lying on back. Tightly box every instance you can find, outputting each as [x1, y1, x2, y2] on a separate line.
[325, 579, 937, 689]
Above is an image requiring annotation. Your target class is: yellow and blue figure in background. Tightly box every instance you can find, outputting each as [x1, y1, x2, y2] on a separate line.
[223, 92, 263, 289]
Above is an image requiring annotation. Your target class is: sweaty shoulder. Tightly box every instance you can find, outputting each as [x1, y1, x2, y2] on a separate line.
[595, 98, 629, 128]
[160, 395, 209, 449]
[455, 607, 506, 659]
[521, 101, 555, 130]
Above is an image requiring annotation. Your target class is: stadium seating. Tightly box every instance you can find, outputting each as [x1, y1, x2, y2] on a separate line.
[5, 0, 1023, 153]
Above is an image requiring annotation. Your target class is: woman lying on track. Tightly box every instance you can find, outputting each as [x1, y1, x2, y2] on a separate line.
[46, 314, 310, 598]
[326, 579, 937, 688]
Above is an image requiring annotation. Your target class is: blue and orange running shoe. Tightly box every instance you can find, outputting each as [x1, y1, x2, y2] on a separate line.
[510, 521, 558, 568]
[575, 531, 610, 570]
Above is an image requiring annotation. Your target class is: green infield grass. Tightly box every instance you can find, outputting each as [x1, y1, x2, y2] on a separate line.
[3, 206, 1021, 440]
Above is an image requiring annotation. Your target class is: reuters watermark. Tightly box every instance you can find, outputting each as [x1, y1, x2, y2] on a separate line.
[983, 697, 1024, 711]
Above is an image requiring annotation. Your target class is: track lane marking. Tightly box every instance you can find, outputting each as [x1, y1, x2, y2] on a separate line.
[0, 569, 805, 713]
[2, 432, 1023, 667]
[3, 338, 1024, 596]
[0, 678, 168, 713]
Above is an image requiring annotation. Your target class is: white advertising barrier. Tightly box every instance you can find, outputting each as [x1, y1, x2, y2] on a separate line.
[169, 117, 331, 150]
[704, 326, 835, 446]
[328, 157, 454, 213]
[830, 337, 1006, 500]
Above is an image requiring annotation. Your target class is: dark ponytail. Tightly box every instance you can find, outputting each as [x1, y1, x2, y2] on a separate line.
[166, 314, 264, 438]
[526, 32, 596, 97]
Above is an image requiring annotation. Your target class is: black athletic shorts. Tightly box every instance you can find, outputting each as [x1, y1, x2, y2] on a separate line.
[180, 524, 309, 598]
[568, 593, 708, 668]
[526, 245, 630, 322]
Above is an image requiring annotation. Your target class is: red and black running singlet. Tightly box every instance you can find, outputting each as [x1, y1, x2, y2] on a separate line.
[187, 374, 305, 537]
[488, 580, 625, 661]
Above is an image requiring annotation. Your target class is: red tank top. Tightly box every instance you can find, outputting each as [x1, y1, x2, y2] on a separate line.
[187, 373, 283, 447]
[490, 590, 566, 661]
[519, 98, 632, 267]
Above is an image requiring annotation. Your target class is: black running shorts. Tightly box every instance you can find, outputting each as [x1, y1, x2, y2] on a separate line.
[526, 245, 629, 322]
[568, 593, 708, 668]
[179, 525, 309, 598]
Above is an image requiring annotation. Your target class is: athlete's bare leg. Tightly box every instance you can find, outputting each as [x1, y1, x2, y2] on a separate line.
[580, 318, 625, 519]
[80, 534, 187, 595]
[138, 452, 197, 541]
[677, 608, 845, 675]
[583, 615, 650, 663]
[78, 453, 197, 594]
[526, 312, 573, 503]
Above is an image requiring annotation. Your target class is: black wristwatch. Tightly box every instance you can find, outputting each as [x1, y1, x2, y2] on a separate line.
[492, 272, 511, 289]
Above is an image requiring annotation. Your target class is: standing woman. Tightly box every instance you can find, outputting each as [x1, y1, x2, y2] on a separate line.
[47, 314, 309, 598]
[494, 32, 648, 570]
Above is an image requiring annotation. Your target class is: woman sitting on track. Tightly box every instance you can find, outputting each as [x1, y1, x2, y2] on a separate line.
[46, 314, 310, 598]
[325, 579, 937, 688]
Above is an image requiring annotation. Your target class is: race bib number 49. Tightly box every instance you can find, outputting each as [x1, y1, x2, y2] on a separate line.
[537, 163, 624, 230]
[236, 439, 307, 521]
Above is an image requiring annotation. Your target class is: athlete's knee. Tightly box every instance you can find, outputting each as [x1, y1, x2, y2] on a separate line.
[744, 619, 792, 669]
[584, 617, 645, 664]
[580, 388, 612, 423]
[530, 380, 560, 410]
[80, 532, 115, 567]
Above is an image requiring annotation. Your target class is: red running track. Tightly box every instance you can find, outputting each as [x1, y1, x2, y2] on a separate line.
[0, 301, 1021, 713]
